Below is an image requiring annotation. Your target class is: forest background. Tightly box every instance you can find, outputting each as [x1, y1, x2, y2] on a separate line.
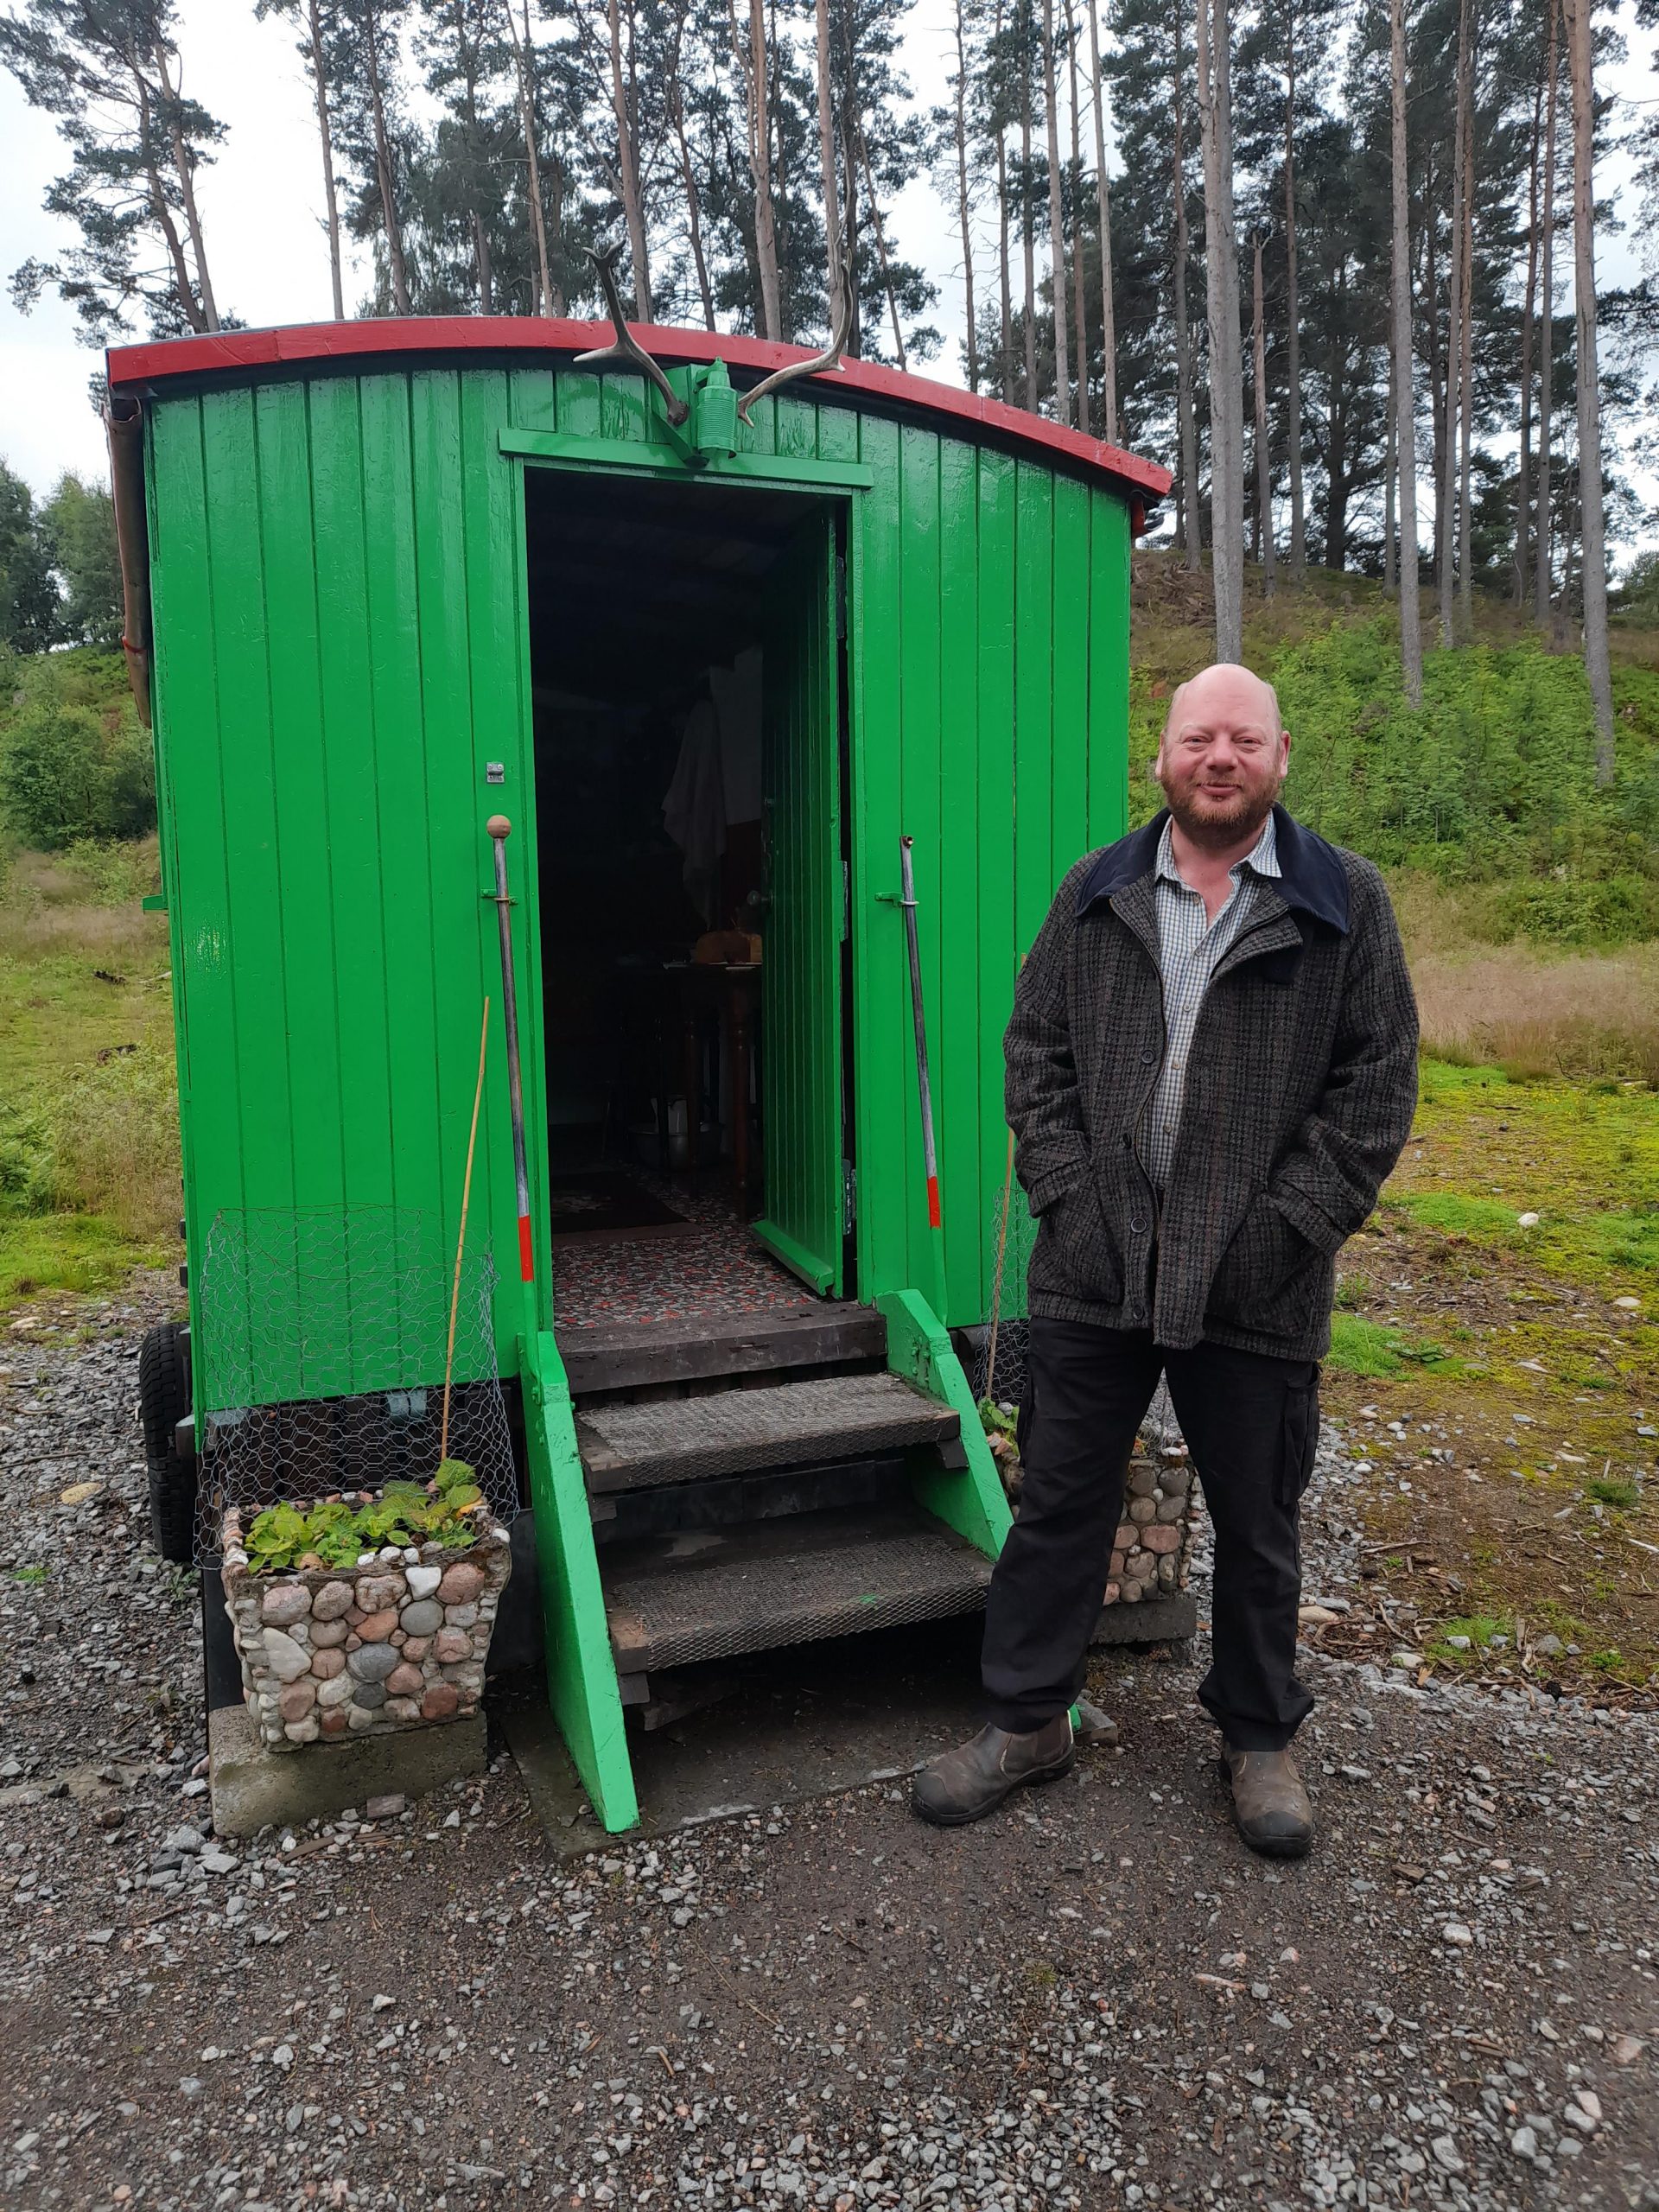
[0, 0, 1656, 1695]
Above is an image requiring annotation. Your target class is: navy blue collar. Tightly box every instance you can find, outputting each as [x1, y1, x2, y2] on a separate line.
[1075, 804, 1350, 934]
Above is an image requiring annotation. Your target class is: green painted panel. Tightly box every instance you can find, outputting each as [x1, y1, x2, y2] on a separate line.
[1088, 492, 1133, 847]
[897, 424, 944, 1314]
[974, 451, 1020, 1333]
[847, 412, 907, 1300]
[753, 513, 842, 1294]
[146, 359, 1137, 1386]
[1012, 462, 1056, 961]
[935, 437, 983, 1325]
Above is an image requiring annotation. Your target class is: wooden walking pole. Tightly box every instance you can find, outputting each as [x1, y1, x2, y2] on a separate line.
[441, 995, 491, 1464]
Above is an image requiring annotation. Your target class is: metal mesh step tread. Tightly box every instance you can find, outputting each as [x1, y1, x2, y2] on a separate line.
[576, 1372, 957, 1495]
[603, 1506, 994, 1671]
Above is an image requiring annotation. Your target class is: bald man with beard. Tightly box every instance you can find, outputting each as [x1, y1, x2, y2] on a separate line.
[914, 663, 1419, 1856]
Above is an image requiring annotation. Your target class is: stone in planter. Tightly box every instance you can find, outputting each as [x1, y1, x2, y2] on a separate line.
[222, 1503, 511, 1753]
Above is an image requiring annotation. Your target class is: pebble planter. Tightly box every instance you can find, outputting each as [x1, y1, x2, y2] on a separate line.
[221, 1510, 512, 1751]
[1105, 1447, 1199, 1609]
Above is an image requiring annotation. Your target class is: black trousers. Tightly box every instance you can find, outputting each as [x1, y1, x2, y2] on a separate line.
[982, 1318, 1319, 1751]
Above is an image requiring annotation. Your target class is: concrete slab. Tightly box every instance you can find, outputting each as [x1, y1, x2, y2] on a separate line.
[501, 1613, 992, 1853]
[208, 1704, 486, 1838]
[501, 1595, 1185, 1856]
[1090, 1592, 1197, 1647]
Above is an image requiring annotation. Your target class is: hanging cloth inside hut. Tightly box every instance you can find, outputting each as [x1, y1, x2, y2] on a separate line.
[662, 691, 727, 925]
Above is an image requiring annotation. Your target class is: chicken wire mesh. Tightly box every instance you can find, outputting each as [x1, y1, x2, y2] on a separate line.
[972, 1179, 1039, 1411]
[192, 1207, 518, 1567]
[971, 1179, 1184, 1456]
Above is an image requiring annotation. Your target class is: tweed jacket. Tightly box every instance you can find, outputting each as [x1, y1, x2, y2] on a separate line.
[1006, 804, 1419, 1361]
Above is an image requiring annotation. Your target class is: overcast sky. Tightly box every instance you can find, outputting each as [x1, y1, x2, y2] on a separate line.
[3, 0, 1657, 540]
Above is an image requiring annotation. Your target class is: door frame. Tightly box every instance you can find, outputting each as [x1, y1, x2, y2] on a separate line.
[505, 435, 865, 1321]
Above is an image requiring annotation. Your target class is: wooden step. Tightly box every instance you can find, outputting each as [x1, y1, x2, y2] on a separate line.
[556, 1301, 886, 1395]
[575, 1372, 957, 1496]
[602, 1504, 994, 1672]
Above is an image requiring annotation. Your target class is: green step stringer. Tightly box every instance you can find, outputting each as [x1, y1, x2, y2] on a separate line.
[519, 1329, 640, 1834]
[878, 1288, 1014, 1560]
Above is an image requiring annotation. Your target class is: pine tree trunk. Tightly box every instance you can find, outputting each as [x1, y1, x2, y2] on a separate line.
[1252, 231, 1274, 595]
[1042, 0, 1071, 423]
[150, 35, 220, 331]
[1086, 0, 1118, 444]
[858, 127, 908, 369]
[1563, 0, 1615, 785]
[818, 0, 843, 307]
[607, 0, 652, 318]
[954, 0, 978, 390]
[1391, 0, 1422, 705]
[1065, 0, 1089, 431]
[134, 72, 207, 334]
[303, 0, 345, 319]
[1514, 52, 1543, 606]
[1456, 21, 1476, 642]
[670, 67, 717, 330]
[1282, 3, 1305, 584]
[1021, 9, 1038, 410]
[743, 0, 779, 339]
[996, 0, 1014, 396]
[363, 0, 411, 315]
[1536, 0, 1559, 628]
[452, 4, 492, 312]
[504, 0, 558, 316]
[1197, 0, 1243, 662]
[1384, 350, 1397, 596]
[1438, 0, 1469, 648]
[835, 10, 862, 357]
[1173, 23, 1200, 569]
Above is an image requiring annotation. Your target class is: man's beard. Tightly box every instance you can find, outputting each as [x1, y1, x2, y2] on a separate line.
[1161, 779, 1277, 850]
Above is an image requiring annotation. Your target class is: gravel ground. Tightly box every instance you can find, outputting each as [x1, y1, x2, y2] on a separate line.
[1, 1294, 1656, 2212]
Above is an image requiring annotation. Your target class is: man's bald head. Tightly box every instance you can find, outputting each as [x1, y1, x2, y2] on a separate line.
[1154, 660, 1290, 852]
[1163, 662, 1283, 747]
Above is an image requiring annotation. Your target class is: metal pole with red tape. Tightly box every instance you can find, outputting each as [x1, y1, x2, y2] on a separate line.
[486, 816, 537, 1338]
[899, 835, 948, 1312]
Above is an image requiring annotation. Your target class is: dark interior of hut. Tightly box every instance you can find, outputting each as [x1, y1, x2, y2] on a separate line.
[522, 466, 837, 1330]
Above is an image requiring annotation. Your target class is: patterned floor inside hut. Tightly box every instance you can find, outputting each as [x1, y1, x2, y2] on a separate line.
[550, 1157, 809, 1330]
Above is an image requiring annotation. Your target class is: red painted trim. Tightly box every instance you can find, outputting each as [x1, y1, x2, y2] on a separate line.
[926, 1176, 943, 1230]
[517, 1214, 535, 1284]
[105, 316, 1172, 504]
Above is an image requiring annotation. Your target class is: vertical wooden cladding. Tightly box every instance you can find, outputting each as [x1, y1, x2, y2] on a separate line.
[148, 370, 540, 1403]
[145, 356, 1133, 1398]
[755, 515, 843, 1294]
[849, 428, 1130, 1332]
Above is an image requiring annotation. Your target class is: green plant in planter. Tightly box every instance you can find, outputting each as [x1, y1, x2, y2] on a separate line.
[244, 1458, 487, 1576]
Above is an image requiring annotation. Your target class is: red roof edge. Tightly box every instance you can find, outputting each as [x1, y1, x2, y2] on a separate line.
[105, 316, 1172, 505]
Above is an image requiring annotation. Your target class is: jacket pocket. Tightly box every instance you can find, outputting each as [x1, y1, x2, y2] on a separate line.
[1027, 1179, 1125, 1306]
[1206, 1189, 1323, 1333]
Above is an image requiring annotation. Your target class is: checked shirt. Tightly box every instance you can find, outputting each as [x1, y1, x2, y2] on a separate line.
[1141, 810, 1281, 1192]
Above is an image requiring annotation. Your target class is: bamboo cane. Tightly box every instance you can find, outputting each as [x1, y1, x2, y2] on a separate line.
[441, 996, 491, 1465]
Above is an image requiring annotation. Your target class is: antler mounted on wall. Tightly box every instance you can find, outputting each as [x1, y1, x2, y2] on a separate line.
[575, 245, 691, 427]
[736, 257, 855, 426]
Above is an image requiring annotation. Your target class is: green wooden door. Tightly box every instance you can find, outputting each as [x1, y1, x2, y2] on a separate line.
[753, 512, 845, 1297]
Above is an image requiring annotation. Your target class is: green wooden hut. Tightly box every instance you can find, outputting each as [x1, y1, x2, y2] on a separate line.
[106, 316, 1169, 1833]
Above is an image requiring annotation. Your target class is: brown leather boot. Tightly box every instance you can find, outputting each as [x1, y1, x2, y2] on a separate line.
[1221, 1744, 1313, 1858]
[911, 1714, 1075, 1827]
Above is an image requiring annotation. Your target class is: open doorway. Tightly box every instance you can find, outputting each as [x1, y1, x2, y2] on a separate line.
[523, 465, 851, 1333]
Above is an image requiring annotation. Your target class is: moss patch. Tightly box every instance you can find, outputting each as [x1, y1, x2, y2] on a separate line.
[1320, 1058, 1659, 1701]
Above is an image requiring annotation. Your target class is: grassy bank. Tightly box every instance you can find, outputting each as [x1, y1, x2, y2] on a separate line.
[1318, 1058, 1658, 1700]
[0, 842, 178, 1304]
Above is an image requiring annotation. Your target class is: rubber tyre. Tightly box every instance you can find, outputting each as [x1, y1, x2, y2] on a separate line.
[139, 1320, 196, 1564]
